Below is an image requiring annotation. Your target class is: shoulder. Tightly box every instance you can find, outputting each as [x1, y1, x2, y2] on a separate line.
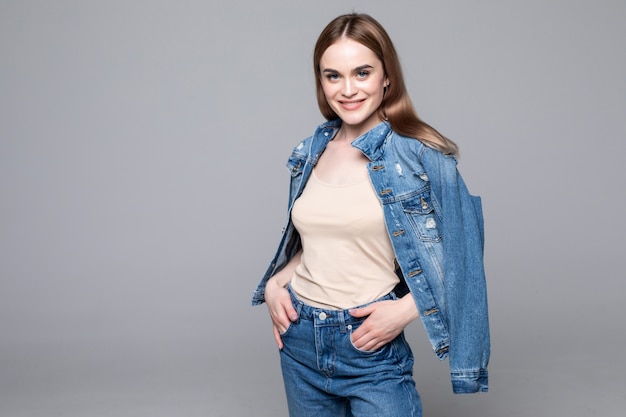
[289, 120, 340, 161]
[386, 130, 438, 159]
[286, 120, 339, 173]
[291, 119, 340, 154]
[388, 130, 425, 151]
[387, 129, 458, 175]
[395, 130, 456, 159]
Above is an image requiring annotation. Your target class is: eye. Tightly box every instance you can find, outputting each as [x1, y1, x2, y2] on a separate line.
[356, 70, 370, 78]
[325, 73, 339, 81]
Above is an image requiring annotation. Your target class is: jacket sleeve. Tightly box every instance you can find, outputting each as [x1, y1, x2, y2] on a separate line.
[420, 146, 490, 394]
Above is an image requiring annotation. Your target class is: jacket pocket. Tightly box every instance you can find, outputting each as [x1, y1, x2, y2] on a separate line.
[401, 192, 442, 242]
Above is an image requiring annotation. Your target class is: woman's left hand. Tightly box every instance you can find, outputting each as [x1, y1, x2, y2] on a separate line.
[349, 294, 419, 351]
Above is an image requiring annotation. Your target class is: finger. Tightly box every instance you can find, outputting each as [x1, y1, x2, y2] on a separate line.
[271, 314, 291, 335]
[273, 325, 284, 350]
[349, 304, 374, 318]
[350, 327, 372, 349]
[360, 334, 389, 352]
[353, 335, 379, 351]
[282, 299, 298, 322]
[269, 301, 294, 328]
[350, 319, 371, 343]
[368, 340, 385, 351]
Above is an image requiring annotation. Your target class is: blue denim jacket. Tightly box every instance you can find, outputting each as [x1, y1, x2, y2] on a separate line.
[252, 120, 490, 394]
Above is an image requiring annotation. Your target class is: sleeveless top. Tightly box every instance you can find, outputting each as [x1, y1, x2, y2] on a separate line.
[290, 170, 399, 309]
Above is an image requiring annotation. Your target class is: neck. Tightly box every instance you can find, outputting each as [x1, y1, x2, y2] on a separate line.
[336, 118, 384, 143]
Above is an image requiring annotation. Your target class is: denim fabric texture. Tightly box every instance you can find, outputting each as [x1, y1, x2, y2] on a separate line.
[280, 286, 421, 417]
[252, 120, 490, 394]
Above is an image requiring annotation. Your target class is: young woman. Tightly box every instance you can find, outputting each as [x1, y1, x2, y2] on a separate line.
[252, 13, 490, 417]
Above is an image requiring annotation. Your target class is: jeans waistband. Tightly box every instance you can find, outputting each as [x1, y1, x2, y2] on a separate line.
[287, 285, 398, 327]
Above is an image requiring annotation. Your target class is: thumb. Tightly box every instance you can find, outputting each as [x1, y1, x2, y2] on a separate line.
[349, 304, 374, 318]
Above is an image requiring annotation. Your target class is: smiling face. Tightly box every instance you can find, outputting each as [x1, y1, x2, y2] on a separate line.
[319, 38, 389, 138]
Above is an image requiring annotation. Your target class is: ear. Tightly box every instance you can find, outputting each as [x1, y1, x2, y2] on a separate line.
[383, 78, 390, 95]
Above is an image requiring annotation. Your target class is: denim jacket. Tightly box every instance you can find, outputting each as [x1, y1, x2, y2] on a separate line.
[252, 120, 490, 394]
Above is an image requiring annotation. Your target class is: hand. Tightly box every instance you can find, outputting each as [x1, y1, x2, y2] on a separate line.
[349, 295, 419, 352]
[264, 277, 298, 349]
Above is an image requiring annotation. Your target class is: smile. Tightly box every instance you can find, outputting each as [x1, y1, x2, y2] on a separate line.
[338, 99, 365, 111]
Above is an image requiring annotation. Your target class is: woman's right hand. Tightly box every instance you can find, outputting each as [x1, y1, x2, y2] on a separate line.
[264, 276, 298, 349]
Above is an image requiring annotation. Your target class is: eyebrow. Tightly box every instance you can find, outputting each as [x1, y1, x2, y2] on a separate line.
[322, 64, 374, 74]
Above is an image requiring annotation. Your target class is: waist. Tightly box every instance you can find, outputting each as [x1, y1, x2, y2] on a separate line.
[287, 284, 398, 327]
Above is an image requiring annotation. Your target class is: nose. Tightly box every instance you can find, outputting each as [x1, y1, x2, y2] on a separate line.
[341, 79, 357, 97]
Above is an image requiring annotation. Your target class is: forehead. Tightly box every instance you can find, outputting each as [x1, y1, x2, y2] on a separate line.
[320, 38, 380, 70]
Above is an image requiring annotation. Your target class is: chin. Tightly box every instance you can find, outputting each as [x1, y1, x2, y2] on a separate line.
[343, 114, 379, 129]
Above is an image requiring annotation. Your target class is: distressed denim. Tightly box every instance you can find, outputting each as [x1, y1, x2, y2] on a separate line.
[252, 120, 490, 393]
[280, 286, 421, 417]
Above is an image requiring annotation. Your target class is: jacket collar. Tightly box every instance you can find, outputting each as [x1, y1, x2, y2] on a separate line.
[317, 119, 392, 161]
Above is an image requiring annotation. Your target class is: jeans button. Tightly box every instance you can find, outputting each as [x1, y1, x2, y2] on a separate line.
[318, 312, 327, 320]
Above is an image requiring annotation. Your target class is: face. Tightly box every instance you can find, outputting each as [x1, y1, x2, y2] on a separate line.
[319, 38, 388, 136]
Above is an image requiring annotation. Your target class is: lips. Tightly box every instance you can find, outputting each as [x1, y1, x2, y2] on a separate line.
[338, 99, 365, 111]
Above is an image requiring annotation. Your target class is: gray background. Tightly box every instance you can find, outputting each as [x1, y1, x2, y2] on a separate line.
[1, 0, 624, 416]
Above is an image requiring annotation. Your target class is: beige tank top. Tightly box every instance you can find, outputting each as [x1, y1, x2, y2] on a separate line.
[290, 170, 399, 309]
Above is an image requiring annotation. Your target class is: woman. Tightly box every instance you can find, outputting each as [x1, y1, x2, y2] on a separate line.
[252, 13, 490, 417]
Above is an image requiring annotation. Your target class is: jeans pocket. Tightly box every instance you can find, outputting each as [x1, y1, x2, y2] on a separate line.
[279, 320, 297, 337]
[348, 323, 388, 355]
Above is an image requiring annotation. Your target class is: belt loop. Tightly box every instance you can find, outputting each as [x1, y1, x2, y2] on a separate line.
[338, 310, 346, 333]
[286, 284, 304, 320]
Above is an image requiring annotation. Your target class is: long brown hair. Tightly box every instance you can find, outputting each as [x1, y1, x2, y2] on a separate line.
[313, 13, 458, 156]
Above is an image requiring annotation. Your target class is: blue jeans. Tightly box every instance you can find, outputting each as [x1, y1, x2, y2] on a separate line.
[279, 287, 422, 417]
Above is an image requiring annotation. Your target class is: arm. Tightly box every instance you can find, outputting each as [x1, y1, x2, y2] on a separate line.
[264, 250, 302, 349]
